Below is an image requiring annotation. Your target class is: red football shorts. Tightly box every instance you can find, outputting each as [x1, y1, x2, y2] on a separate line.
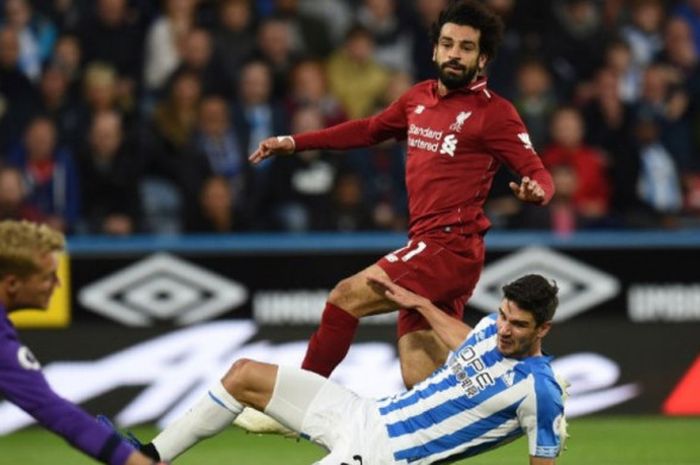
[377, 231, 485, 338]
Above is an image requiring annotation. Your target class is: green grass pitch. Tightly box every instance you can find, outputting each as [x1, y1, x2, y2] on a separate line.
[0, 416, 698, 465]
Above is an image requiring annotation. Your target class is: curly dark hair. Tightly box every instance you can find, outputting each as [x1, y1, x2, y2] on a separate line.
[430, 0, 504, 63]
[502, 274, 559, 326]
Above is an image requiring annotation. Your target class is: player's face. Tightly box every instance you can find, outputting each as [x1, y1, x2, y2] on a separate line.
[496, 299, 551, 358]
[10, 252, 60, 310]
[433, 23, 487, 90]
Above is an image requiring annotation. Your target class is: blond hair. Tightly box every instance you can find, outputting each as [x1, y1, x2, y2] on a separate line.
[0, 221, 65, 278]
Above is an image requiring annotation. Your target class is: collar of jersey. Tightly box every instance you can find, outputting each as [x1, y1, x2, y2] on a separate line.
[432, 76, 489, 99]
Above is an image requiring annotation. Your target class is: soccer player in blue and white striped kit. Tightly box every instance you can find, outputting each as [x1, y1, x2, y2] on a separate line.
[135, 274, 566, 465]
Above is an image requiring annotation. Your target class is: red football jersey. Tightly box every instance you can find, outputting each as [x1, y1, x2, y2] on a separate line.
[294, 78, 554, 237]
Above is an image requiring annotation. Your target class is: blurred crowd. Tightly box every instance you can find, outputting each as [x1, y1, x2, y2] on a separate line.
[0, 0, 699, 236]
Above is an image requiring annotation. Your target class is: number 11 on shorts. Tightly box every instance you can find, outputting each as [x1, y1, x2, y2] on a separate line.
[385, 240, 427, 263]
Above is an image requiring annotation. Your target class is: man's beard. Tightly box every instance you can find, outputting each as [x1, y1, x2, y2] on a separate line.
[436, 59, 479, 90]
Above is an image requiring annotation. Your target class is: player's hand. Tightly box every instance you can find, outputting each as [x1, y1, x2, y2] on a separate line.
[509, 176, 545, 204]
[367, 275, 430, 310]
[248, 136, 295, 165]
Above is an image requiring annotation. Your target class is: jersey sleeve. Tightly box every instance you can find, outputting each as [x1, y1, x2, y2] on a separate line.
[0, 337, 134, 465]
[481, 99, 554, 204]
[367, 93, 410, 141]
[294, 93, 409, 151]
[517, 371, 564, 458]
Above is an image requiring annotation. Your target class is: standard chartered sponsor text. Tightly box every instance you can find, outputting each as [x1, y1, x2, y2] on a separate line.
[407, 124, 444, 152]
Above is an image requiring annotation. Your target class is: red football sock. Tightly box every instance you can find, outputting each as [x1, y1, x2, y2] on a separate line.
[301, 302, 359, 377]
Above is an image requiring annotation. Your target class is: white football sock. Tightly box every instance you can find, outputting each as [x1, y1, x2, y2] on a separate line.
[152, 381, 243, 461]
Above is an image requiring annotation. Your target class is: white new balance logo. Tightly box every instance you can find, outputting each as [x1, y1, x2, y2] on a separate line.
[440, 134, 458, 157]
[414, 105, 425, 114]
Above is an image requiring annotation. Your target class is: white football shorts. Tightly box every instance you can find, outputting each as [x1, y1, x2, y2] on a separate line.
[265, 365, 396, 465]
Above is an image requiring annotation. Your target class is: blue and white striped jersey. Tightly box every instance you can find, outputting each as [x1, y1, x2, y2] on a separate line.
[376, 314, 563, 464]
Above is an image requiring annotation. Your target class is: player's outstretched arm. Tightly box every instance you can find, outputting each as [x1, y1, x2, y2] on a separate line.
[248, 135, 295, 165]
[368, 276, 472, 351]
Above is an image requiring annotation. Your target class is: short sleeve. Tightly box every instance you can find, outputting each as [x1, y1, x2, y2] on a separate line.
[517, 372, 564, 458]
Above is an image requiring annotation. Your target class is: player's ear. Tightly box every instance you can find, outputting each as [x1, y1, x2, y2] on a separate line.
[477, 54, 488, 71]
[536, 321, 552, 339]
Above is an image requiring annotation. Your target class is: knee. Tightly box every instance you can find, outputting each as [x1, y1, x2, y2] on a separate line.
[327, 278, 355, 310]
[222, 358, 257, 399]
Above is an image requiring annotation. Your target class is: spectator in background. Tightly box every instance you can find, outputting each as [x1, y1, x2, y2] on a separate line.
[582, 67, 640, 219]
[50, 34, 83, 96]
[212, 0, 256, 87]
[76, 0, 144, 101]
[297, 0, 353, 45]
[175, 27, 230, 98]
[673, 0, 700, 56]
[186, 175, 249, 233]
[141, 69, 211, 234]
[273, 0, 334, 58]
[542, 107, 611, 227]
[480, 0, 522, 98]
[1, 0, 57, 82]
[34, 0, 85, 32]
[603, 38, 642, 104]
[75, 62, 134, 146]
[636, 63, 693, 171]
[286, 59, 347, 127]
[657, 17, 700, 172]
[621, 0, 665, 68]
[7, 116, 79, 233]
[77, 110, 141, 235]
[232, 60, 288, 158]
[0, 26, 38, 152]
[634, 110, 684, 221]
[326, 25, 391, 119]
[193, 95, 247, 193]
[0, 166, 43, 222]
[356, 0, 412, 74]
[254, 16, 299, 99]
[660, 16, 700, 86]
[545, 0, 607, 98]
[409, 0, 447, 81]
[143, 0, 198, 95]
[35, 65, 82, 152]
[328, 170, 375, 231]
[149, 69, 202, 155]
[600, 0, 628, 33]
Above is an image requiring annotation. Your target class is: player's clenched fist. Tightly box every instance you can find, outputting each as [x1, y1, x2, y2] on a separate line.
[248, 135, 295, 165]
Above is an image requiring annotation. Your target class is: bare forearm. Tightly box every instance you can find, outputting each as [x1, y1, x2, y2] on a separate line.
[413, 303, 471, 351]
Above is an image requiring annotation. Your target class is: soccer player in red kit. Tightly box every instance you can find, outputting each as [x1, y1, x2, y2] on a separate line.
[250, 1, 554, 393]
